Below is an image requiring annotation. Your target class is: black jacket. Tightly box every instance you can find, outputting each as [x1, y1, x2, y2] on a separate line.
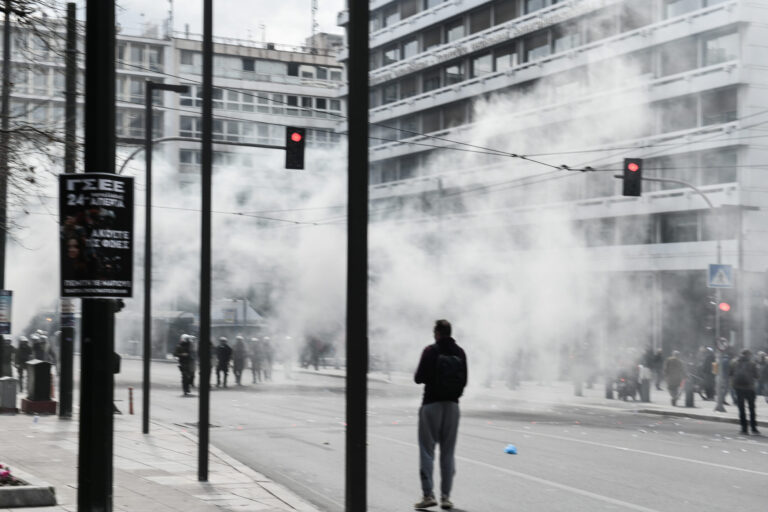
[414, 336, 467, 405]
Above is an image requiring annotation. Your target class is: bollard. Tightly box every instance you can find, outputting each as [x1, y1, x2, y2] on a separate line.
[684, 378, 694, 408]
[128, 387, 134, 415]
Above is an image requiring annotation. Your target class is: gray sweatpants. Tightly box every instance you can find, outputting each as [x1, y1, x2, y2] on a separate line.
[418, 401, 460, 498]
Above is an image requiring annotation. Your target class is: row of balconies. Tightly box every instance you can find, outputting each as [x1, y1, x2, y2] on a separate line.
[361, 2, 739, 123]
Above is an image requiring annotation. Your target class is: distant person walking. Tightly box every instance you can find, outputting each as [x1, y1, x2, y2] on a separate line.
[730, 349, 760, 435]
[248, 338, 263, 383]
[650, 348, 664, 390]
[173, 335, 195, 396]
[413, 319, 467, 510]
[232, 336, 247, 386]
[215, 337, 233, 388]
[663, 351, 685, 406]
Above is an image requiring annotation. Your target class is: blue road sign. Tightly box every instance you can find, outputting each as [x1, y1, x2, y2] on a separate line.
[708, 264, 733, 288]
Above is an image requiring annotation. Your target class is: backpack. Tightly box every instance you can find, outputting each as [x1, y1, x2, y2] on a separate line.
[435, 347, 465, 400]
[733, 359, 753, 388]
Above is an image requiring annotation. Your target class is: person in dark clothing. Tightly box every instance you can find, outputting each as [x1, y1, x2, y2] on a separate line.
[757, 351, 768, 397]
[216, 337, 233, 388]
[248, 337, 263, 383]
[701, 347, 716, 400]
[663, 351, 685, 406]
[14, 336, 32, 391]
[413, 319, 467, 511]
[232, 336, 247, 385]
[0, 335, 14, 377]
[173, 335, 195, 396]
[730, 349, 760, 435]
[650, 348, 664, 390]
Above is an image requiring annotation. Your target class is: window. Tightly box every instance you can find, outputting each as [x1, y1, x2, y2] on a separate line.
[470, 7, 491, 34]
[660, 38, 698, 76]
[383, 84, 398, 104]
[443, 101, 466, 128]
[180, 49, 194, 65]
[423, 69, 441, 92]
[317, 67, 328, 80]
[446, 18, 465, 43]
[212, 87, 223, 109]
[243, 58, 255, 71]
[616, 215, 652, 245]
[426, 0, 444, 8]
[330, 69, 342, 81]
[130, 44, 144, 65]
[288, 62, 299, 76]
[702, 87, 737, 125]
[401, 76, 418, 98]
[444, 62, 464, 85]
[494, 0, 518, 24]
[587, 8, 618, 43]
[383, 4, 399, 27]
[525, 0, 546, 14]
[524, 31, 550, 62]
[704, 31, 738, 66]
[401, 0, 420, 18]
[553, 22, 581, 52]
[495, 44, 517, 71]
[149, 47, 163, 71]
[301, 96, 312, 116]
[423, 27, 442, 51]
[471, 53, 493, 78]
[402, 38, 419, 59]
[664, 0, 701, 19]
[699, 147, 737, 185]
[400, 115, 419, 139]
[658, 95, 697, 133]
[242, 92, 253, 112]
[286, 95, 299, 115]
[422, 108, 441, 132]
[383, 45, 399, 66]
[330, 99, 341, 112]
[661, 212, 699, 243]
[620, 2, 653, 31]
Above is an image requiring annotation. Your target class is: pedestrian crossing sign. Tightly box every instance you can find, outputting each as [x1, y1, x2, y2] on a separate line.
[708, 264, 733, 288]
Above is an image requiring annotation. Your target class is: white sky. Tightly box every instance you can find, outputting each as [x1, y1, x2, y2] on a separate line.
[113, 0, 346, 46]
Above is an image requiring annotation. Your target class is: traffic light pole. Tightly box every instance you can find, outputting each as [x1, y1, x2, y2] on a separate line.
[616, 173, 727, 412]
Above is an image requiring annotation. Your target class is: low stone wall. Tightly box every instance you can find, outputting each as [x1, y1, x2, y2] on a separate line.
[0, 465, 56, 508]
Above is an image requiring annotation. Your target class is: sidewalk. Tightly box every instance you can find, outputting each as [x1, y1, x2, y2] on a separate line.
[0, 411, 322, 512]
[300, 366, 768, 428]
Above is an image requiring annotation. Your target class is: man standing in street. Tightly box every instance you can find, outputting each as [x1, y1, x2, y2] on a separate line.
[173, 335, 195, 396]
[216, 336, 233, 388]
[730, 349, 760, 435]
[663, 350, 685, 406]
[414, 319, 467, 510]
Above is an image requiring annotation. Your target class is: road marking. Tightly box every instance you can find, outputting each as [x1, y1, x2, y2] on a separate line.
[370, 433, 663, 512]
[481, 424, 768, 477]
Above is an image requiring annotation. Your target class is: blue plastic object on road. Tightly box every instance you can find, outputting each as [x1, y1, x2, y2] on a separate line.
[504, 444, 517, 454]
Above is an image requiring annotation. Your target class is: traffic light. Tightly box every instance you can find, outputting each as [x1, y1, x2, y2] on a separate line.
[285, 127, 305, 170]
[622, 158, 642, 197]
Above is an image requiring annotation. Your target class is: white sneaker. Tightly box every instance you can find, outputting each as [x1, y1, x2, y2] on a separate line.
[414, 495, 437, 509]
[440, 496, 453, 510]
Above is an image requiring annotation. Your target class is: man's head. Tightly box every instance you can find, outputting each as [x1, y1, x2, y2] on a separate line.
[219, 336, 227, 344]
[433, 319, 452, 340]
[741, 348, 752, 358]
[672, 350, 680, 358]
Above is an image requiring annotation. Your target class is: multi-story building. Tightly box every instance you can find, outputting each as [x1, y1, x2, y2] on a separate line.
[2, 21, 344, 184]
[338, 0, 767, 355]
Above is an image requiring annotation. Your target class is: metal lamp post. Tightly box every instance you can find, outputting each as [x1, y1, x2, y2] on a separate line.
[142, 80, 189, 435]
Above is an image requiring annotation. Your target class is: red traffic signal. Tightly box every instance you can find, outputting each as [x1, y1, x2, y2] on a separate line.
[622, 158, 642, 197]
[718, 302, 731, 312]
[285, 127, 305, 170]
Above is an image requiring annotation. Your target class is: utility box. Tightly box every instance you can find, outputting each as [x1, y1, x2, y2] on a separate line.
[0, 376, 17, 412]
[27, 359, 51, 402]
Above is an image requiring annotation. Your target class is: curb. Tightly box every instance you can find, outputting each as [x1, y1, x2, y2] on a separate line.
[175, 427, 321, 512]
[636, 408, 768, 428]
[0, 466, 56, 508]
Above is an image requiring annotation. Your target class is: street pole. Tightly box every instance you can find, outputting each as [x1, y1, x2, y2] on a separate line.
[59, 2, 77, 420]
[78, 1, 116, 510]
[198, 0, 212, 482]
[0, 0, 12, 289]
[346, 1, 369, 511]
[142, 81, 188, 435]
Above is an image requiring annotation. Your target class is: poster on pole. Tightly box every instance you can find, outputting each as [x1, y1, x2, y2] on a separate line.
[59, 173, 134, 298]
[0, 290, 12, 334]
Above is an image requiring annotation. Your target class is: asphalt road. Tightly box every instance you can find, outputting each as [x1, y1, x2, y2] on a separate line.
[111, 359, 768, 512]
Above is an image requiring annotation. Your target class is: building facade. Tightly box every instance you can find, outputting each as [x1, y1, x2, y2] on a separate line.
[338, 0, 768, 356]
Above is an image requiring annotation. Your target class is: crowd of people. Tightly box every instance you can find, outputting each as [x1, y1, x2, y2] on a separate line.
[0, 331, 58, 392]
[172, 334, 275, 395]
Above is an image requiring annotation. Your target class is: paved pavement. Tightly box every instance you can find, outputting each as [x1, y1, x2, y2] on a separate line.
[0, 408, 322, 512]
